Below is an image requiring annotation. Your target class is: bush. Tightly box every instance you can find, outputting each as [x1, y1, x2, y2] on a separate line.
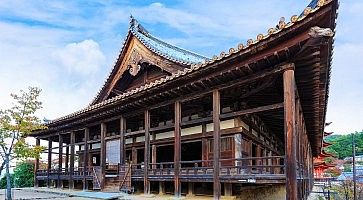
[0, 174, 14, 189]
[13, 162, 34, 188]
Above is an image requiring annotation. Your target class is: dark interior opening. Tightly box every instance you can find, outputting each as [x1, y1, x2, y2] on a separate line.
[137, 148, 144, 164]
[156, 145, 174, 163]
[181, 141, 202, 162]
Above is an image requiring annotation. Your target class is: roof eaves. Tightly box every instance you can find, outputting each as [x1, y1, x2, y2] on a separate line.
[45, 0, 333, 126]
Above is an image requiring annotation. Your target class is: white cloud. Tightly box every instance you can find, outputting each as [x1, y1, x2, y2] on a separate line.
[0, 0, 362, 136]
[53, 39, 105, 75]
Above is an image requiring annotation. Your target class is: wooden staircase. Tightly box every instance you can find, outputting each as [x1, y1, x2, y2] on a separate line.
[92, 166, 102, 190]
[119, 164, 134, 193]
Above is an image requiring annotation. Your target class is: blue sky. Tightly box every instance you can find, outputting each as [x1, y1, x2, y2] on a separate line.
[0, 0, 362, 135]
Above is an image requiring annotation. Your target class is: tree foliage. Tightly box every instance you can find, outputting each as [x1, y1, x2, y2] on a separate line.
[0, 87, 46, 199]
[14, 161, 34, 188]
[325, 131, 363, 159]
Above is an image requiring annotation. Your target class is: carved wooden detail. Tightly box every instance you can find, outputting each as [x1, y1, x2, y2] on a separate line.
[128, 49, 142, 76]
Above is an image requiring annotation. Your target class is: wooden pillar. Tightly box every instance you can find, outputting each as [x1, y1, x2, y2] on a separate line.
[100, 123, 107, 189]
[159, 181, 165, 195]
[224, 183, 232, 196]
[83, 128, 89, 190]
[65, 145, 69, 172]
[152, 145, 157, 169]
[187, 182, 194, 197]
[201, 123, 208, 167]
[132, 147, 137, 164]
[120, 116, 126, 165]
[144, 110, 150, 194]
[174, 101, 181, 197]
[283, 67, 297, 200]
[213, 89, 221, 199]
[34, 138, 40, 188]
[69, 131, 75, 189]
[47, 137, 52, 188]
[58, 134, 63, 188]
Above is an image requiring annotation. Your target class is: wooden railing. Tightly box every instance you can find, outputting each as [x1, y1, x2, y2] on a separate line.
[37, 156, 285, 182]
[36, 167, 93, 178]
[131, 156, 285, 178]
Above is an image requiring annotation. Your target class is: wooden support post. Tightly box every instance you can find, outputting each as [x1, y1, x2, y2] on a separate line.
[47, 137, 52, 188]
[69, 131, 75, 190]
[174, 101, 181, 198]
[34, 138, 40, 188]
[159, 181, 165, 195]
[201, 123, 208, 167]
[120, 116, 126, 165]
[144, 110, 150, 194]
[283, 67, 297, 200]
[58, 134, 63, 188]
[187, 182, 194, 197]
[65, 145, 69, 172]
[83, 128, 89, 191]
[152, 145, 157, 169]
[224, 183, 233, 196]
[213, 89, 221, 199]
[100, 123, 107, 189]
[132, 147, 137, 164]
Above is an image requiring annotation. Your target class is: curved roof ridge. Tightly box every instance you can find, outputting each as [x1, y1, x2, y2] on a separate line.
[129, 16, 209, 65]
[46, 0, 336, 125]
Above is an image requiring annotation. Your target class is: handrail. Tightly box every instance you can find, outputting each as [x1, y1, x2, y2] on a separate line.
[92, 167, 101, 189]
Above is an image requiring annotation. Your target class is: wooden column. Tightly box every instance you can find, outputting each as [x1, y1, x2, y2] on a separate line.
[201, 123, 208, 167]
[213, 89, 221, 199]
[174, 101, 181, 197]
[187, 182, 194, 197]
[144, 110, 150, 194]
[120, 116, 126, 165]
[34, 138, 40, 188]
[47, 137, 52, 188]
[58, 134, 63, 188]
[224, 183, 232, 196]
[132, 147, 137, 164]
[65, 145, 69, 172]
[69, 131, 75, 189]
[159, 181, 165, 195]
[83, 128, 89, 190]
[152, 145, 157, 169]
[100, 123, 107, 189]
[283, 68, 297, 200]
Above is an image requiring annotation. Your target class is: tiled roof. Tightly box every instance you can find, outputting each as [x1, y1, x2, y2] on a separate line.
[129, 16, 208, 65]
[46, 0, 335, 125]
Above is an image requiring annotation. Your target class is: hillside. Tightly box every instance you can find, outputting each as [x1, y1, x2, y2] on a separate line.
[325, 131, 363, 159]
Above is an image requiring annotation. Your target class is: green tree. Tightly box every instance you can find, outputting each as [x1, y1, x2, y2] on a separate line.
[13, 161, 34, 188]
[0, 174, 13, 189]
[325, 131, 363, 159]
[0, 87, 46, 200]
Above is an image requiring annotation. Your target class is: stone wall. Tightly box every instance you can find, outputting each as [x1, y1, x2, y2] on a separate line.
[236, 184, 285, 200]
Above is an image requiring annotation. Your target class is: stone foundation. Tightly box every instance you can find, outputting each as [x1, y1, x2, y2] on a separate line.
[237, 185, 285, 200]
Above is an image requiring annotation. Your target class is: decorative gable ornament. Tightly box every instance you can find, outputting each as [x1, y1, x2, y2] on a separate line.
[128, 49, 143, 76]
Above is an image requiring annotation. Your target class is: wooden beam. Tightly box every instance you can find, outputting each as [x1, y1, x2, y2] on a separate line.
[283, 68, 297, 200]
[174, 101, 181, 198]
[144, 110, 150, 194]
[100, 123, 106, 189]
[34, 138, 40, 188]
[83, 128, 89, 190]
[220, 102, 284, 119]
[120, 116, 126, 165]
[58, 134, 63, 188]
[213, 89, 221, 199]
[69, 131, 75, 189]
[47, 137, 52, 188]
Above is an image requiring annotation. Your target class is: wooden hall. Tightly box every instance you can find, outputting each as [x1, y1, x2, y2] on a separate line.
[31, 0, 337, 199]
